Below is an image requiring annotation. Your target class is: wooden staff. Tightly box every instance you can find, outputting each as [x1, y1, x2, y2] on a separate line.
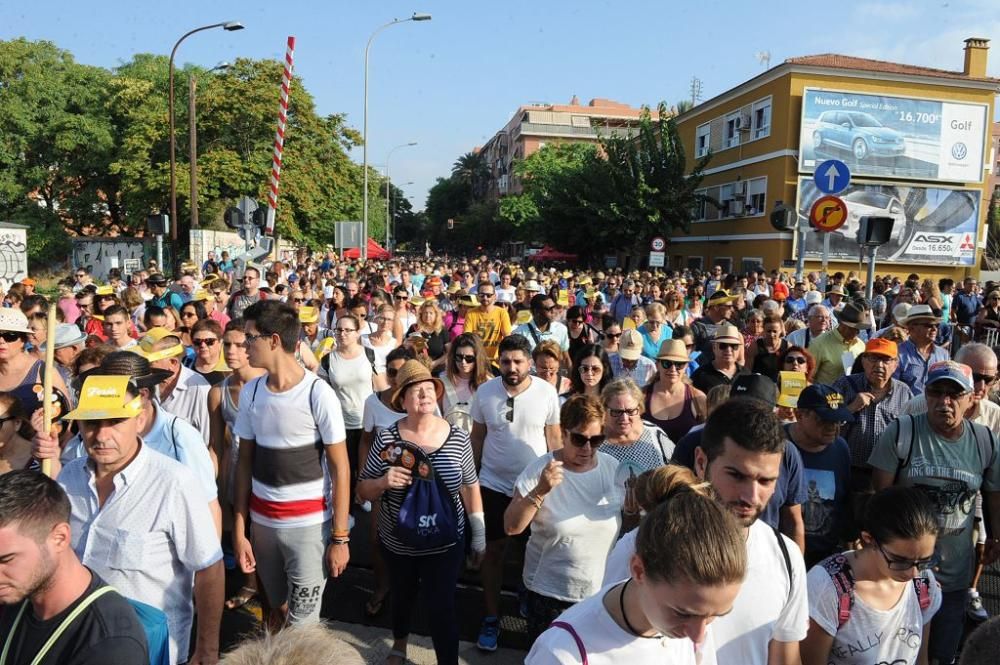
[41, 303, 57, 477]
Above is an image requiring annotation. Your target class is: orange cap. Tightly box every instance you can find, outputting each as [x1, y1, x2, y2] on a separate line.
[864, 337, 897, 359]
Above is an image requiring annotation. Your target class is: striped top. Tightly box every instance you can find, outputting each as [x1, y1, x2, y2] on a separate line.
[361, 422, 478, 556]
[233, 373, 347, 529]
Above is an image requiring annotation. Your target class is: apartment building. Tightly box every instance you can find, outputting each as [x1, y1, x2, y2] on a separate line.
[673, 38, 999, 280]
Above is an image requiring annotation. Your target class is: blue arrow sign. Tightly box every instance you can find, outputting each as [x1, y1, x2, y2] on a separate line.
[813, 159, 851, 194]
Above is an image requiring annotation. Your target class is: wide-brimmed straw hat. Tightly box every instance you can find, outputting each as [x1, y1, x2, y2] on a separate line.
[0, 309, 32, 334]
[390, 360, 444, 411]
[656, 339, 690, 363]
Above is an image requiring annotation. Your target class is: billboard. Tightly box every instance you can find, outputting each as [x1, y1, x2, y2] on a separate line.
[796, 177, 980, 266]
[799, 88, 988, 183]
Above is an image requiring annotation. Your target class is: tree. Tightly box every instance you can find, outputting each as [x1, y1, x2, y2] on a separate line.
[451, 151, 489, 201]
[675, 99, 694, 114]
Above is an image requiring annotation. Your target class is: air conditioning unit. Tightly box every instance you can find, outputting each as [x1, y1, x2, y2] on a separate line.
[730, 200, 745, 216]
[738, 112, 752, 132]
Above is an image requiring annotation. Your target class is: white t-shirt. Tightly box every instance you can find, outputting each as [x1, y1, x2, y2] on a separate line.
[471, 376, 561, 496]
[361, 392, 405, 434]
[807, 555, 940, 665]
[526, 584, 717, 665]
[515, 452, 623, 602]
[602, 519, 809, 665]
[361, 333, 398, 374]
[319, 350, 375, 429]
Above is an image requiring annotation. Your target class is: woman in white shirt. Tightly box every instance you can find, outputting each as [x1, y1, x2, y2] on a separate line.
[439, 332, 491, 434]
[526, 464, 746, 664]
[504, 395, 624, 642]
[801, 486, 941, 665]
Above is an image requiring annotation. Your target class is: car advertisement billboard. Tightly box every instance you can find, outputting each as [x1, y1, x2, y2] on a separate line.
[796, 177, 980, 266]
[799, 88, 988, 184]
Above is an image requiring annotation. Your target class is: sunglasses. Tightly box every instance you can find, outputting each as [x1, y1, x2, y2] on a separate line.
[293, 298, 305, 303]
[659, 360, 687, 370]
[875, 541, 938, 572]
[479, 292, 495, 298]
[192, 338, 219, 347]
[505, 396, 515, 422]
[0, 331, 24, 343]
[973, 373, 997, 385]
[717, 343, 740, 350]
[605, 332, 622, 339]
[568, 431, 604, 448]
[569, 319, 584, 325]
[455, 353, 476, 364]
[784, 356, 807, 365]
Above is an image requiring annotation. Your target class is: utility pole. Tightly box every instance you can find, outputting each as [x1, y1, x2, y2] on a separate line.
[188, 76, 199, 229]
[689, 77, 703, 106]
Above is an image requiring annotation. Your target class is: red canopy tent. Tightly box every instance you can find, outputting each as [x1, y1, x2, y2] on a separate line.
[527, 245, 578, 263]
[343, 238, 391, 260]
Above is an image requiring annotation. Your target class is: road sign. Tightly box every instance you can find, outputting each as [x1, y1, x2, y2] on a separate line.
[813, 159, 851, 194]
[650, 236, 666, 252]
[809, 195, 848, 233]
[648, 251, 665, 267]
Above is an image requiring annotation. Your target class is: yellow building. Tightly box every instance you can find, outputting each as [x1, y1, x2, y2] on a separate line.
[672, 38, 999, 280]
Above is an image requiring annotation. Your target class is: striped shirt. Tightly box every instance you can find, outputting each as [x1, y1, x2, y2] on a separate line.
[361, 422, 478, 556]
[233, 373, 347, 529]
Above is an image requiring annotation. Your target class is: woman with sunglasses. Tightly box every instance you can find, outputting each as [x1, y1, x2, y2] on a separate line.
[505, 395, 625, 643]
[440, 333, 490, 434]
[779, 345, 816, 383]
[644, 340, 706, 444]
[82, 287, 120, 340]
[392, 287, 417, 342]
[527, 464, 745, 664]
[566, 344, 612, 400]
[601, 315, 623, 356]
[565, 305, 596, 360]
[0, 391, 36, 473]
[0, 309, 69, 398]
[801, 486, 941, 665]
[408, 300, 450, 371]
[185, 318, 228, 385]
[637, 302, 671, 360]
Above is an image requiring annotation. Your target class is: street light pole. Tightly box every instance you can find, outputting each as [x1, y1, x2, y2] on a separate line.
[385, 142, 417, 251]
[169, 21, 243, 246]
[362, 12, 431, 261]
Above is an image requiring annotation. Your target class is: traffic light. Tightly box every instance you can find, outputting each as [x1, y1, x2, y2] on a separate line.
[857, 216, 895, 247]
[224, 207, 244, 230]
[769, 204, 795, 231]
[252, 208, 267, 228]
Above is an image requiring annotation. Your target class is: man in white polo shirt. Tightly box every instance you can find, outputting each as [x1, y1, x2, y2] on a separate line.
[56, 374, 224, 665]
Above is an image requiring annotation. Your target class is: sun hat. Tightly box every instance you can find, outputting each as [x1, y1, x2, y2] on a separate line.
[836, 303, 871, 330]
[618, 329, 644, 361]
[191, 290, 210, 302]
[21, 277, 36, 287]
[63, 375, 143, 421]
[0, 308, 32, 334]
[299, 306, 320, 324]
[199, 277, 219, 290]
[390, 360, 444, 411]
[805, 291, 823, 306]
[731, 373, 777, 406]
[134, 327, 184, 362]
[656, 339, 689, 363]
[904, 304, 941, 325]
[447, 282, 462, 295]
[145, 273, 168, 286]
[826, 285, 846, 296]
[41, 324, 87, 352]
[457, 294, 480, 308]
[707, 290, 738, 307]
[523, 280, 542, 293]
[926, 361, 974, 393]
[796, 384, 855, 422]
[78, 350, 172, 390]
[714, 324, 743, 345]
[891, 302, 912, 323]
[94, 285, 115, 297]
[864, 338, 897, 359]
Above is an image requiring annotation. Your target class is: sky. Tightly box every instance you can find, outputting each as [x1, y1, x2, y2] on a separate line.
[3, 0, 998, 211]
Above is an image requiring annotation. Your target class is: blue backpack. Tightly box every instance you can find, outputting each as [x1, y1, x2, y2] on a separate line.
[390, 439, 459, 551]
[127, 598, 170, 665]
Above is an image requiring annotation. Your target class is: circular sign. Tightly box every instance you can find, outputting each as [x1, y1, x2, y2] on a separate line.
[650, 236, 666, 251]
[809, 196, 848, 233]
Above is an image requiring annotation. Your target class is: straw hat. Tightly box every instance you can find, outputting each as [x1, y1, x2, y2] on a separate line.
[619, 329, 644, 361]
[656, 339, 690, 363]
[523, 280, 542, 293]
[134, 327, 184, 362]
[0, 309, 32, 334]
[714, 324, 743, 344]
[75, 350, 172, 391]
[390, 360, 444, 411]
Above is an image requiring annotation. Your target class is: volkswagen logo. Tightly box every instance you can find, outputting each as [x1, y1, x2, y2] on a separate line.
[951, 142, 968, 160]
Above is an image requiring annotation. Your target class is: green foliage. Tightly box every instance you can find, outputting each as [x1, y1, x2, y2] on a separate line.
[0, 38, 406, 267]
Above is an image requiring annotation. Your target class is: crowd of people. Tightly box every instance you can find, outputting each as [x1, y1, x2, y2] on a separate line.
[2, 252, 1000, 665]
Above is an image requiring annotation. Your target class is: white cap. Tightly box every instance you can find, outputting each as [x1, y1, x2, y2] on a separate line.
[805, 291, 823, 305]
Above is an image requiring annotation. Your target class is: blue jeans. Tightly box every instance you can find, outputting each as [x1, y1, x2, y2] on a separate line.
[929, 589, 965, 664]
[381, 542, 464, 665]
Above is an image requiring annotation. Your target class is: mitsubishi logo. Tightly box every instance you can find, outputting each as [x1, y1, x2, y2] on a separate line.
[960, 234, 975, 250]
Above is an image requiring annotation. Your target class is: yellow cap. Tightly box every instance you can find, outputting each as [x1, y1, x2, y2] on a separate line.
[134, 327, 184, 362]
[191, 290, 210, 302]
[623, 317, 637, 330]
[199, 277, 219, 290]
[515, 310, 533, 325]
[95, 285, 115, 296]
[557, 289, 569, 307]
[299, 306, 320, 324]
[63, 375, 143, 421]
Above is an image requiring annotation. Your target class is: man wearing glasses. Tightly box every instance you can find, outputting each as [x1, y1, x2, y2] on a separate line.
[786, 304, 831, 349]
[784, 384, 854, 567]
[71, 267, 92, 293]
[691, 290, 739, 358]
[894, 305, 949, 396]
[513, 294, 568, 354]
[870, 361, 1000, 665]
[465, 282, 512, 361]
[691, 324, 749, 393]
[228, 265, 264, 320]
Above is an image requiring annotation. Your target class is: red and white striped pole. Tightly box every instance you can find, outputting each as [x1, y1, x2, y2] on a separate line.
[265, 36, 295, 235]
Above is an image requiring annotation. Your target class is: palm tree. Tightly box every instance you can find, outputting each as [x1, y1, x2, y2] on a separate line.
[452, 151, 489, 200]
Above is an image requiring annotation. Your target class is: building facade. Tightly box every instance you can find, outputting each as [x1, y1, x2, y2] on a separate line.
[479, 97, 647, 200]
[673, 38, 999, 280]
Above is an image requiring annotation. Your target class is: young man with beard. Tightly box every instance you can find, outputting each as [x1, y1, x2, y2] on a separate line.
[605, 397, 809, 664]
[470, 334, 561, 651]
[0, 471, 148, 665]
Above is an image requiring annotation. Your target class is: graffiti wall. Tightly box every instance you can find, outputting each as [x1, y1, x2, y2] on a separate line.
[72, 239, 146, 281]
[0, 224, 28, 291]
[189, 229, 295, 267]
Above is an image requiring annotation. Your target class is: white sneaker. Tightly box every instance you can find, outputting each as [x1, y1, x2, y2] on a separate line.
[968, 589, 988, 622]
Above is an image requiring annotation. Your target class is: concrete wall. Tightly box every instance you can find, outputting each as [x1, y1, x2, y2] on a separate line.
[0, 225, 28, 291]
[189, 229, 296, 267]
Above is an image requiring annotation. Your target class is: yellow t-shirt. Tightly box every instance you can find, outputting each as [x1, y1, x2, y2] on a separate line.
[464, 306, 512, 359]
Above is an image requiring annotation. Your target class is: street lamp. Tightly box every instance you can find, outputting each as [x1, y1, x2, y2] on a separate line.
[362, 12, 431, 260]
[189, 62, 231, 231]
[169, 21, 244, 246]
[385, 142, 417, 251]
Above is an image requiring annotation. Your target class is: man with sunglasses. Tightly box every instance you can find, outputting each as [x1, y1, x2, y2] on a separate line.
[227, 265, 265, 321]
[894, 304, 949, 396]
[690, 290, 739, 359]
[870, 361, 1000, 665]
[691, 324, 750, 393]
[513, 294, 569, 355]
[464, 281, 512, 361]
[469, 334, 561, 651]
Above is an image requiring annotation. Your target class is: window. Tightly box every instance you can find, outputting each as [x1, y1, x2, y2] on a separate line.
[692, 189, 707, 220]
[696, 124, 711, 157]
[687, 256, 704, 271]
[741, 257, 764, 274]
[714, 257, 733, 274]
[724, 113, 740, 148]
[719, 183, 736, 216]
[752, 98, 771, 140]
[746, 177, 767, 216]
